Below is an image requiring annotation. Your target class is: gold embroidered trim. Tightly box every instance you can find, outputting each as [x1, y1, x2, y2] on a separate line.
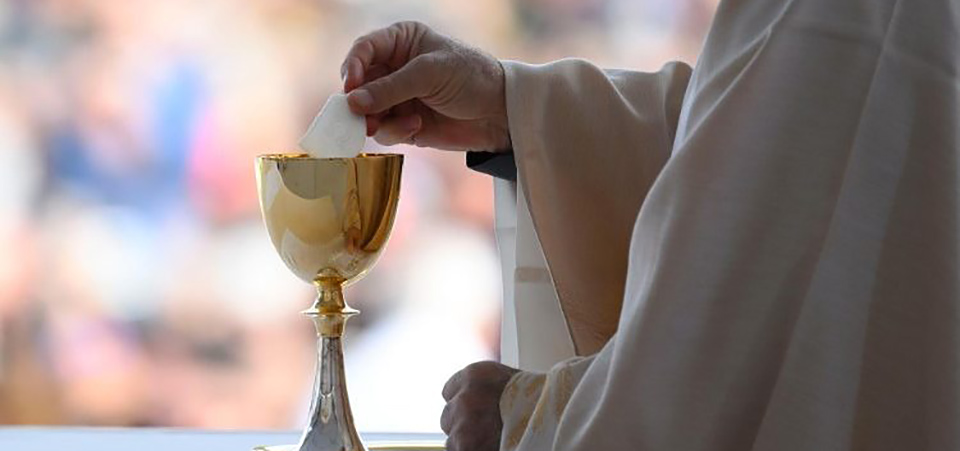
[523, 374, 546, 398]
[504, 412, 531, 450]
[554, 366, 574, 417]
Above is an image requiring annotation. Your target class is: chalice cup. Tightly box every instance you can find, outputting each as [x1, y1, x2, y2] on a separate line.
[256, 153, 403, 451]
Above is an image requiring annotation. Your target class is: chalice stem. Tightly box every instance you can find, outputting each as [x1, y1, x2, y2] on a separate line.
[298, 283, 364, 451]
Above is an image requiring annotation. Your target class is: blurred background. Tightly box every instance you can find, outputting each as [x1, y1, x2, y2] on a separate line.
[0, 0, 716, 433]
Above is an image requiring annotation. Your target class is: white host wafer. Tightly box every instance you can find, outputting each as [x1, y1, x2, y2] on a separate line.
[298, 93, 367, 158]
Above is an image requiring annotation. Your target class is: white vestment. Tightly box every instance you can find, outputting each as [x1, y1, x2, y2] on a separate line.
[497, 0, 960, 449]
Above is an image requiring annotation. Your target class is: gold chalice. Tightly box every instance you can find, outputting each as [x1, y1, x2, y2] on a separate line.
[255, 153, 405, 451]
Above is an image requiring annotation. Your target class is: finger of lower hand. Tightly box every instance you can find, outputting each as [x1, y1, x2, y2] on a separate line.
[447, 421, 498, 451]
[442, 369, 465, 401]
[440, 402, 454, 434]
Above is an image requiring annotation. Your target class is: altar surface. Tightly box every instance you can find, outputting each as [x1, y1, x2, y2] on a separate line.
[0, 427, 445, 451]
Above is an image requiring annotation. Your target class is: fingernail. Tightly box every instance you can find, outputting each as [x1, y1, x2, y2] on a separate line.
[343, 58, 363, 92]
[349, 89, 373, 110]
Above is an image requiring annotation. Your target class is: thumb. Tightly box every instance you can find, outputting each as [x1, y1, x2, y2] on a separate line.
[347, 55, 438, 115]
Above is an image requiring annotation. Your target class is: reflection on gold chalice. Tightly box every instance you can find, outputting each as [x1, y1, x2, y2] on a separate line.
[255, 154, 405, 451]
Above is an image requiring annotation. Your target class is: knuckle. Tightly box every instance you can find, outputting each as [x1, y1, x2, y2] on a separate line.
[463, 361, 496, 380]
[459, 395, 479, 412]
[418, 52, 447, 69]
[397, 20, 424, 31]
[387, 21, 411, 39]
[447, 397, 465, 416]
[358, 39, 375, 56]
[351, 31, 373, 47]
[347, 37, 375, 61]
[462, 361, 485, 377]
[407, 54, 432, 69]
[352, 27, 386, 50]
[446, 397, 472, 421]
[454, 391, 486, 414]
